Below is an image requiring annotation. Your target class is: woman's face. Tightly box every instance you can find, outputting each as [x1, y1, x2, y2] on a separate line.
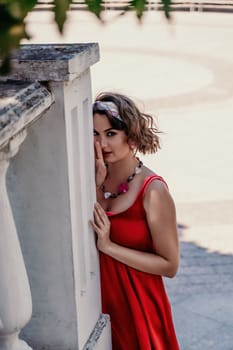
[93, 113, 131, 163]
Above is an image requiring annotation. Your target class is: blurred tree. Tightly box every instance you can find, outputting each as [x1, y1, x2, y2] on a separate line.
[0, 0, 171, 74]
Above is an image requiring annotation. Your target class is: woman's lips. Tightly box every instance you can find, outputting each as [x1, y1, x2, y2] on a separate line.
[103, 152, 112, 157]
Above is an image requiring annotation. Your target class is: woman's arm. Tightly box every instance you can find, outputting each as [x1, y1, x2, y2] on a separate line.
[143, 180, 179, 277]
[92, 181, 179, 278]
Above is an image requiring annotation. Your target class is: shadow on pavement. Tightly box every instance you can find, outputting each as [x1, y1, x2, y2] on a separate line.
[165, 224, 233, 350]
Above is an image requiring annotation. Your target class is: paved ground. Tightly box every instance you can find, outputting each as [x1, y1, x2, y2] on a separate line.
[26, 10, 233, 349]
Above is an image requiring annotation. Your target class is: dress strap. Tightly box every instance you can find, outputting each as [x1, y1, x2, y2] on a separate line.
[141, 174, 168, 197]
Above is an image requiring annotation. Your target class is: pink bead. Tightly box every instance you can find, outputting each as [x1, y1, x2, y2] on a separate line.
[118, 183, 129, 193]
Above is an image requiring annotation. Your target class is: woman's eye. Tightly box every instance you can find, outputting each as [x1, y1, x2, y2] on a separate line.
[107, 131, 116, 137]
[93, 130, 97, 136]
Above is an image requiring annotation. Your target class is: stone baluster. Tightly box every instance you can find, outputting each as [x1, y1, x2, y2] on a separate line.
[0, 130, 32, 350]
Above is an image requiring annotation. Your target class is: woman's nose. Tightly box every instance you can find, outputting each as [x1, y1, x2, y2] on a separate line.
[100, 137, 107, 148]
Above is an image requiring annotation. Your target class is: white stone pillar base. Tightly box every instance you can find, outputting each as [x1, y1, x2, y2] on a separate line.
[83, 314, 112, 350]
[0, 334, 32, 350]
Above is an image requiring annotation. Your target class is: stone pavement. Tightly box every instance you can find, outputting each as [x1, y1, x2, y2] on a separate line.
[165, 206, 233, 349]
[25, 10, 233, 349]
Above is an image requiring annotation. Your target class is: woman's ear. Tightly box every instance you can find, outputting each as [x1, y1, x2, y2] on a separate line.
[128, 139, 137, 150]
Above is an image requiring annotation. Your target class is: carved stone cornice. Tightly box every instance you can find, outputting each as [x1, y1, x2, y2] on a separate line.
[0, 81, 53, 150]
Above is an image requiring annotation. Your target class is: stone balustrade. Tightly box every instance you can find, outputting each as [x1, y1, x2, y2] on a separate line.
[0, 44, 111, 350]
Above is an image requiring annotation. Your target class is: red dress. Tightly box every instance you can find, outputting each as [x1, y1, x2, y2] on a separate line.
[99, 175, 180, 350]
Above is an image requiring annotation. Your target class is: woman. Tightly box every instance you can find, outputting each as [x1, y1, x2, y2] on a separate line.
[91, 92, 180, 350]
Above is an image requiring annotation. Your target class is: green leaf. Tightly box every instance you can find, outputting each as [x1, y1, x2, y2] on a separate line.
[54, 0, 72, 33]
[85, 0, 103, 19]
[0, 22, 30, 55]
[6, 0, 37, 20]
[129, 0, 147, 20]
[0, 4, 30, 74]
[161, 0, 172, 19]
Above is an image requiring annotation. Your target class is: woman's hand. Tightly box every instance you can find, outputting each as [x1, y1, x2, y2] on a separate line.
[91, 202, 111, 253]
[95, 141, 107, 188]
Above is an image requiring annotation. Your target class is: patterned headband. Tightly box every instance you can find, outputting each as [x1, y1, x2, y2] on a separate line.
[93, 101, 123, 122]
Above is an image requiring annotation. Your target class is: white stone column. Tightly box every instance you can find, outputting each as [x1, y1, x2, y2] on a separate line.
[4, 44, 112, 350]
[0, 131, 32, 350]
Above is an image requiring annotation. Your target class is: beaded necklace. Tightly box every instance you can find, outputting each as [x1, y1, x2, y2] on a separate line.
[101, 158, 143, 199]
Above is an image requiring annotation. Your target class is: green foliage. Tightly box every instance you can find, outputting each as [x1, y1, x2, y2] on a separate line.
[0, 1, 37, 74]
[129, 0, 147, 20]
[162, 0, 171, 19]
[0, 0, 171, 75]
[54, 0, 73, 33]
[85, 0, 103, 19]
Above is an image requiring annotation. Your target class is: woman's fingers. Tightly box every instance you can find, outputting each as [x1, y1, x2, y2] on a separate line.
[95, 141, 104, 161]
[94, 207, 105, 226]
[95, 142, 107, 187]
[95, 203, 109, 225]
[92, 203, 110, 234]
[91, 203, 111, 253]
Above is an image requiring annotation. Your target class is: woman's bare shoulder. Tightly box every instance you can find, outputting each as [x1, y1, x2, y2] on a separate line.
[141, 166, 167, 190]
[143, 173, 175, 215]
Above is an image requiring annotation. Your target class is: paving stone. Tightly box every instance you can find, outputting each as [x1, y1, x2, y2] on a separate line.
[174, 293, 233, 327]
[188, 324, 233, 350]
[170, 305, 223, 349]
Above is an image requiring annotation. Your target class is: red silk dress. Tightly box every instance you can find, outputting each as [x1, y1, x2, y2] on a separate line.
[99, 175, 180, 350]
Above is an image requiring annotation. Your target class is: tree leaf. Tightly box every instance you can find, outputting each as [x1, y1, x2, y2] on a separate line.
[54, 0, 72, 33]
[85, 0, 104, 19]
[161, 0, 172, 19]
[6, 0, 37, 20]
[129, 0, 147, 20]
[0, 1, 37, 74]
[0, 23, 30, 74]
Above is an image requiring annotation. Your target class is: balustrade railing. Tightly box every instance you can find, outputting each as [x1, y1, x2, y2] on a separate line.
[0, 80, 53, 350]
[34, 0, 233, 12]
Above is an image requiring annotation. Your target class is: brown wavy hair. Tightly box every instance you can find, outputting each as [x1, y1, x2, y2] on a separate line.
[94, 92, 161, 154]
